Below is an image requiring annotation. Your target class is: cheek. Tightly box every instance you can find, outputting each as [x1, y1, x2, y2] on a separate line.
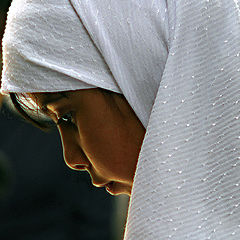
[77, 120, 139, 182]
[72, 89, 145, 182]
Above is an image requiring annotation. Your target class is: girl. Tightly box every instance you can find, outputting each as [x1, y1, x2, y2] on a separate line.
[2, 0, 240, 239]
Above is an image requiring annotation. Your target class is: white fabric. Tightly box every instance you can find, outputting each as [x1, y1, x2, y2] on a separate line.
[1, 0, 121, 107]
[1, 0, 240, 239]
[1, 0, 169, 127]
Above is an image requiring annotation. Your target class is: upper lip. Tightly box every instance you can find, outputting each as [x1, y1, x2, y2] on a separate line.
[92, 181, 111, 188]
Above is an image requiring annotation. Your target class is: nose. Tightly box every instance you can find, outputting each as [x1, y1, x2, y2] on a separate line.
[58, 128, 90, 171]
[64, 149, 89, 171]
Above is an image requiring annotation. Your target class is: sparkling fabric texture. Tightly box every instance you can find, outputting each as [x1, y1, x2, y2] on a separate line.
[1, 0, 240, 239]
[1, 0, 121, 98]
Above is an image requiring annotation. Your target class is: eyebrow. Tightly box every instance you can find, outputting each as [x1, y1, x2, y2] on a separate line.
[33, 95, 65, 128]
[40, 94, 67, 112]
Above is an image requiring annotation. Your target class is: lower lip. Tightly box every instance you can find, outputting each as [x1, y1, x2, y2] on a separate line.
[105, 182, 118, 195]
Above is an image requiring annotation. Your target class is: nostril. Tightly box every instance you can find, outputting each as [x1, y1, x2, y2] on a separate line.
[72, 164, 88, 171]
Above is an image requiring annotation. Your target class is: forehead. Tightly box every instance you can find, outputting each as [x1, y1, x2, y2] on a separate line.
[31, 92, 66, 108]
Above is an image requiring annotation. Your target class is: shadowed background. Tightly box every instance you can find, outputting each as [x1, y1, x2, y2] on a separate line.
[0, 1, 128, 239]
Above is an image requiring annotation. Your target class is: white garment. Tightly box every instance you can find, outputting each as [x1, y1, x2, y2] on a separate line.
[1, 0, 169, 127]
[2, 0, 240, 239]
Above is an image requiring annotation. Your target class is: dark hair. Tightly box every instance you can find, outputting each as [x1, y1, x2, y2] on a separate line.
[10, 93, 52, 131]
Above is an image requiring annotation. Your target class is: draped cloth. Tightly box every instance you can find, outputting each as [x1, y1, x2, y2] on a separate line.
[1, 0, 240, 239]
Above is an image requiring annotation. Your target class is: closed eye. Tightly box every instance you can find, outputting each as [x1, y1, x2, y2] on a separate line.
[57, 112, 75, 126]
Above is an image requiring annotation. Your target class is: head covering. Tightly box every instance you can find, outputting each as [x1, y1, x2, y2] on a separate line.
[1, 0, 169, 127]
[2, 0, 240, 239]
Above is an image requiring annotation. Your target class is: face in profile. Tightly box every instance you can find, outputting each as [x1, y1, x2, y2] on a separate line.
[31, 89, 145, 196]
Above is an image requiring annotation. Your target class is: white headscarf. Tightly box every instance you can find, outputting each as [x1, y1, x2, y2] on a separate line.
[2, 0, 240, 239]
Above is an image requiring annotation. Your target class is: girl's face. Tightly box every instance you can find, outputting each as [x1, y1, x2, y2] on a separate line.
[32, 89, 145, 196]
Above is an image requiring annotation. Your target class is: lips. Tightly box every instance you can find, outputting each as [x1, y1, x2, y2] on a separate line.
[92, 180, 116, 195]
[92, 180, 123, 195]
[92, 182, 109, 188]
[105, 181, 117, 195]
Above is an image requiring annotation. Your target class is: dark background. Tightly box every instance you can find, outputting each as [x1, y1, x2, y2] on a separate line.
[0, 1, 116, 239]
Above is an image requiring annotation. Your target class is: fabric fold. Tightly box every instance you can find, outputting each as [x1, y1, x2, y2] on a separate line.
[1, 0, 121, 94]
[1, 0, 240, 239]
[125, 0, 240, 239]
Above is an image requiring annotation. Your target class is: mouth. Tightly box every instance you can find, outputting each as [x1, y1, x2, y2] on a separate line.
[93, 181, 129, 196]
[92, 181, 116, 195]
[105, 181, 120, 195]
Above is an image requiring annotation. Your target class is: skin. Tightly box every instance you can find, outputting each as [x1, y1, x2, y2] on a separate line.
[31, 88, 145, 196]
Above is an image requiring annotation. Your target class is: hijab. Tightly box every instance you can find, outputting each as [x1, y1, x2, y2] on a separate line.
[2, 0, 240, 239]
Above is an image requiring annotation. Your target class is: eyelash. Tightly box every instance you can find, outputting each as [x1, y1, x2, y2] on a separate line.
[57, 112, 75, 126]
